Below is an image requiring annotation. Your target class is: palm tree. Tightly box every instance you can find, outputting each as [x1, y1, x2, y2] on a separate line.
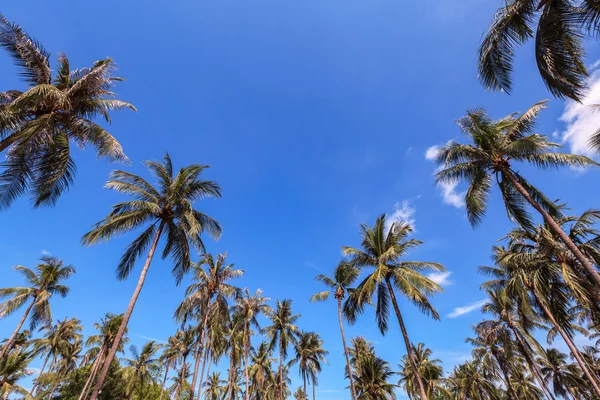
[0, 14, 135, 209]
[231, 288, 271, 400]
[175, 252, 243, 400]
[446, 359, 502, 400]
[46, 338, 83, 398]
[466, 320, 518, 399]
[343, 214, 445, 400]
[477, 0, 600, 103]
[351, 352, 397, 400]
[78, 313, 128, 400]
[398, 343, 449, 400]
[263, 299, 301, 400]
[158, 335, 181, 400]
[0, 347, 33, 400]
[310, 261, 359, 400]
[510, 367, 545, 400]
[121, 341, 161, 400]
[249, 341, 276, 399]
[291, 331, 328, 400]
[204, 372, 227, 400]
[0, 256, 75, 360]
[165, 328, 195, 400]
[169, 361, 191, 400]
[435, 102, 600, 288]
[538, 348, 587, 399]
[224, 320, 243, 400]
[293, 387, 308, 400]
[82, 153, 222, 400]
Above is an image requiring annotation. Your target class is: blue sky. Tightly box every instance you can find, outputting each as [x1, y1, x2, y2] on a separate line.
[2, 1, 600, 398]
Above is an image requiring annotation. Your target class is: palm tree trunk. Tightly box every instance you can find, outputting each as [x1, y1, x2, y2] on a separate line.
[190, 297, 211, 400]
[48, 378, 61, 399]
[337, 298, 358, 400]
[0, 132, 22, 153]
[196, 341, 210, 400]
[89, 221, 165, 400]
[530, 284, 600, 397]
[508, 325, 555, 400]
[303, 376, 307, 395]
[227, 349, 236, 400]
[79, 346, 105, 400]
[279, 339, 284, 400]
[159, 363, 170, 400]
[385, 278, 428, 400]
[312, 380, 315, 400]
[505, 171, 600, 287]
[491, 349, 517, 400]
[0, 298, 35, 360]
[33, 350, 53, 395]
[177, 355, 187, 400]
[202, 353, 213, 400]
[244, 327, 250, 400]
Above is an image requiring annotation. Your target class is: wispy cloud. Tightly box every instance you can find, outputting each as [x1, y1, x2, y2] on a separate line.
[386, 200, 416, 231]
[305, 262, 323, 272]
[139, 335, 166, 344]
[558, 66, 600, 157]
[448, 299, 487, 318]
[424, 145, 465, 208]
[427, 271, 453, 286]
[41, 249, 51, 256]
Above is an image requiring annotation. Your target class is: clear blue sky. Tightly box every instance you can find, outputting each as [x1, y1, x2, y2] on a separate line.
[2, 1, 600, 398]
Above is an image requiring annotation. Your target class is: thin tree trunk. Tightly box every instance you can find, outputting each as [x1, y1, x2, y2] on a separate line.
[508, 324, 555, 400]
[0, 298, 35, 360]
[48, 378, 61, 399]
[337, 298, 358, 400]
[196, 341, 210, 400]
[244, 325, 250, 400]
[505, 171, 600, 287]
[190, 296, 211, 400]
[385, 279, 428, 400]
[530, 285, 600, 397]
[492, 349, 517, 400]
[33, 351, 53, 395]
[279, 339, 284, 400]
[79, 346, 105, 400]
[201, 353, 213, 400]
[312, 380, 315, 400]
[177, 355, 187, 400]
[159, 363, 170, 400]
[89, 221, 165, 400]
[0, 132, 21, 153]
[227, 347, 236, 400]
[303, 376, 306, 395]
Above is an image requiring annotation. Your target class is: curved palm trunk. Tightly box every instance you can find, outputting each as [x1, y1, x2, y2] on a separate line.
[201, 352, 213, 400]
[32, 351, 52, 395]
[491, 348, 517, 400]
[385, 279, 428, 400]
[89, 221, 165, 400]
[508, 325, 555, 400]
[79, 346, 106, 400]
[0, 298, 35, 360]
[159, 363, 170, 400]
[196, 341, 210, 400]
[190, 296, 211, 400]
[279, 340, 284, 400]
[0, 133, 22, 153]
[530, 285, 600, 397]
[505, 171, 600, 288]
[337, 298, 358, 400]
[244, 327, 250, 400]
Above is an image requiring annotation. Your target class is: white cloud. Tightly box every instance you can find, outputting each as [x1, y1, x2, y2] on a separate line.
[139, 335, 166, 344]
[41, 249, 51, 255]
[448, 299, 487, 318]
[558, 68, 600, 157]
[425, 144, 466, 208]
[427, 271, 453, 286]
[425, 145, 440, 161]
[386, 200, 416, 231]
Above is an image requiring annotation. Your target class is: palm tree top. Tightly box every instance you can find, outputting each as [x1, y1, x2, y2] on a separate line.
[310, 261, 359, 302]
[263, 299, 301, 358]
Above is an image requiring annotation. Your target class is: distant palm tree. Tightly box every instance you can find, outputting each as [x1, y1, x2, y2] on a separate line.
[122, 341, 161, 400]
[398, 343, 449, 400]
[0, 14, 135, 209]
[249, 341, 277, 398]
[169, 361, 191, 400]
[510, 368, 545, 400]
[351, 352, 397, 400]
[175, 252, 243, 400]
[343, 214, 445, 400]
[477, 0, 600, 102]
[0, 256, 75, 359]
[204, 372, 227, 400]
[538, 348, 586, 399]
[435, 102, 600, 287]
[291, 331, 328, 400]
[158, 334, 182, 400]
[263, 299, 301, 400]
[310, 261, 359, 400]
[82, 153, 222, 400]
[164, 328, 195, 400]
[231, 288, 271, 400]
[446, 360, 502, 400]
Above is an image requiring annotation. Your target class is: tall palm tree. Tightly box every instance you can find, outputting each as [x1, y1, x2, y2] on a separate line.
[82, 153, 222, 400]
[446, 359, 502, 400]
[175, 252, 243, 400]
[158, 335, 182, 400]
[310, 261, 359, 400]
[0, 256, 75, 360]
[0, 14, 135, 209]
[435, 102, 600, 287]
[46, 338, 83, 398]
[510, 367, 545, 400]
[351, 352, 397, 400]
[204, 372, 227, 400]
[477, 0, 600, 102]
[538, 348, 587, 399]
[166, 327, 195, 400]
[291, 331, 328, 400]
[231, 288, 271, 400]
[262, 299, 301, 400]
[224, 320, 243, 400]
[343, 214, 445, 400]
[121, 341, 161, 400]
[249, 341, 277, 399]
[78, 313, 128, 400]
[398, 343, 449, 400]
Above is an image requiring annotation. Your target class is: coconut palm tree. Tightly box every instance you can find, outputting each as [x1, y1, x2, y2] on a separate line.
[169, 361, 191, 400]
[477, 0, 600, 103]
[224, 320, 243, 400]
[0, 256, 75, 360]
[204, 372, 227, 400]
[231, 288, 271, 400]
[343, 214, 445, 400]
[45, 338, 83, 398]
[398, 343, 449, 400]
[158, 335, 181, 400]
[290, 331, 328, 400]
[78, 313, 128, 400]
[538, 348, 587, 399]
[446, 360, 502, 400]
[510, 367, 545, 400]
[0, 14, 135, 209]
[435, 102, 600, 288]
[249, 341, 277, 399]
[121, 341, 161, 400]
[310, 261, 359, 400]
[262, 299, 301, 400]
[351, 352, 397, 400]
[293, 387, 308, 400]
[0, 347, 33, 400]
[175, 252, 243, 400]
[82, 153, 222, 400]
